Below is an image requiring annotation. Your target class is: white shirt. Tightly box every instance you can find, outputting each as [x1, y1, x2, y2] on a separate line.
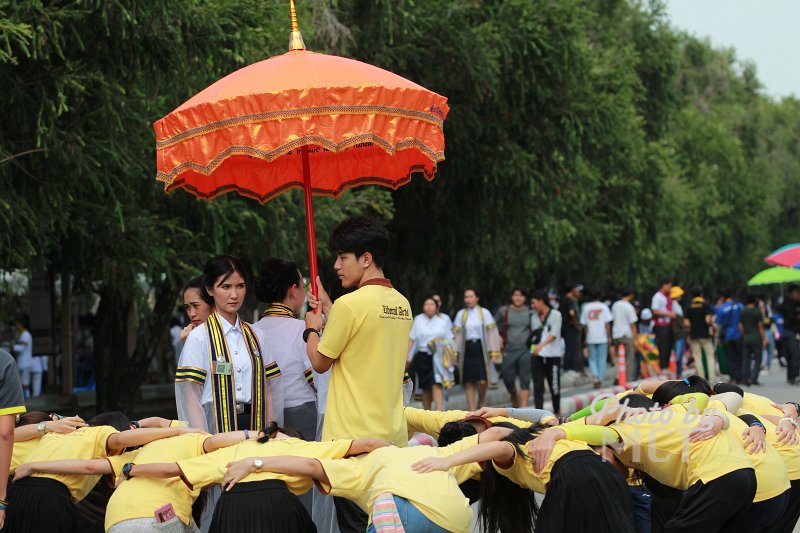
[580, 302, 612, 344]
[13, 330, 33, 370]
[651, 291, 672, 325]
[455, 307, 495, 341]
[438, 312, 454, 333]
[253, 316, 316, 409]
[611, 300, 638, 339]
[409, 314, 453, 353]
[674, 301, 684, 317]
[178, 313, 260, 405]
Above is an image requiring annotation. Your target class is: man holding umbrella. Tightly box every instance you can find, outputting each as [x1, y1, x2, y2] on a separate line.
[304, 216, 413, 532]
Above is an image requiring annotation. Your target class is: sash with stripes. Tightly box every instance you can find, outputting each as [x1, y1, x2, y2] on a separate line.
[206, 312, 268, 433]
[262, 302, 316, 393]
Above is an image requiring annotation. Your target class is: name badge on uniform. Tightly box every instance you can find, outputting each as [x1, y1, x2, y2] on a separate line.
[214, 361, 232, 375]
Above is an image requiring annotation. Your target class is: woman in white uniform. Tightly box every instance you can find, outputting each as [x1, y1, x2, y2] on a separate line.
[408, 295, 455, 411]
[252, 257, 319, 516]
[175, 254, 284, 434]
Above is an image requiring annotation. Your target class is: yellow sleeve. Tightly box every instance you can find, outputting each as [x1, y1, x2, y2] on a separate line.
[436, 434, 483, 482]
[318, 300, 357, 360]
[170, 420, 189, 427]
[488, 415, 534, 428]
[298, 439, 354, 459]
[404, 407, 464, 438]
[106, 450, 139, 478]
[316, 456, 366, 499]
[92, 426, 119, 458]
[177, 446, 236, 489]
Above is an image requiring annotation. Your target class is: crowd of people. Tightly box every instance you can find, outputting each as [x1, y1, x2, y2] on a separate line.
[0, 216, 799, 533]
[410, 280, 800, 419]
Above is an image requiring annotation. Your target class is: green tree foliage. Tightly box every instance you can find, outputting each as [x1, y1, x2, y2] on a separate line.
[1, 0, 799, 408]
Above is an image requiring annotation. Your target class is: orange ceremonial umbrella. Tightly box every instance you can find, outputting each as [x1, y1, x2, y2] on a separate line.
[154, 1, 449, 293]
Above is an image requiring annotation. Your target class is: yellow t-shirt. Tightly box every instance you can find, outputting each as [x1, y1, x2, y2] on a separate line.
[705, 401, 789, 502]
[611, 404, 752, 490]
[104, 434, 210, 530]
[403, 407, 539, 439]
[27, 425, 118, 502]
[317, 435, 482, 533]
[178, 437, 353, 495]
[740, 409, 800, 481]
[741, 392, 784, 417]
[10, 439, 39, 474]
[318, 285, 412, 445]
[495, 439, 592, 493]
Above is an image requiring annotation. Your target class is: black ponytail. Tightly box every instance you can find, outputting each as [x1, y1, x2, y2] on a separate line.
[479, 463, 538, 533]
[475, 421, 546, 533]
[257, 421, 306, 443]
[254, 258, 302, 303]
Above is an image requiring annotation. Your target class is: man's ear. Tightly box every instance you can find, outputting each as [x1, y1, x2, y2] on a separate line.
[360, 251, 373, 268]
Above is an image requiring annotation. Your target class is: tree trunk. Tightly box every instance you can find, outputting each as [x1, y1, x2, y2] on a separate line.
[93, 279, 178, 413]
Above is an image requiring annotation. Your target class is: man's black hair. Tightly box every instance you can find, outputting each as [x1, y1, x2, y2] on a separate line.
[530, 290, 550, 306]
[660, 278, 672, 287]
[329, 216, 390, 268]
[511, 287, 527, 297]
[722, 288, 733, 299]
[692, 285, 704, 298]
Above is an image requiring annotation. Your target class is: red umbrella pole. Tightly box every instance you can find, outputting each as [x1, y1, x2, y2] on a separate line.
[301, 146, 319, 302]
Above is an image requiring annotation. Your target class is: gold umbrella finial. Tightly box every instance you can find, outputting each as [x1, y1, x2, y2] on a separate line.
[289, 0, 306, 51]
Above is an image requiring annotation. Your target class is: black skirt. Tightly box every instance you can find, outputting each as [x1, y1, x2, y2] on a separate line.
[462, 340, 487, 383]
[3, 477, 87, 533]
[537, 450, 636, 533]
[410, 351, 435, 389]
[209, 479, 316, 533]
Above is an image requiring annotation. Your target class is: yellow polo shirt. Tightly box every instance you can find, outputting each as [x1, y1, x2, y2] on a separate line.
[403, 407, 543, 439]
[178, 437, 353, 495]
[104, 433, 210, 530]
[611, 404, 752, 490]
[705, 401, 789, 502]
[10, 438, 38, 474]
[741, 392, 784, 417]
[495, 439, 592, 493]
[739, 408, 800, 481]
[318, 284, 412, 445]
[317, 435, 481, 533]
[27, 425, 118, 502]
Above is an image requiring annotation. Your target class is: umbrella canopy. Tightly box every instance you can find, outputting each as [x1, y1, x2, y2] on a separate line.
[747, 266, 800, 286]
[154, 1, 448, 289]
[765, 243, 800, 269]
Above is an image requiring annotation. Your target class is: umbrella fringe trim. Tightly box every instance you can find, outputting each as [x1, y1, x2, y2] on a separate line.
[157, 134, 443, 182]
[160, 164, 436, 205]
[156, 104, 444, 149]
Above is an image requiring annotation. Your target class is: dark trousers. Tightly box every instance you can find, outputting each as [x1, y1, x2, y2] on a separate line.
[630, 485, 652, 533]
[654, 325, 674, 372]
[532, 355, 561, 413]
[334, 496, 368, 533]
[786, 330, 800, 382]
[742, 340, 762, 385]
[563, 328, 581, 372]
[738, 490, 790, 533]
[725, 339, 744, 382]
[664, 468, 756, 533]
[765, 478, 800, 533]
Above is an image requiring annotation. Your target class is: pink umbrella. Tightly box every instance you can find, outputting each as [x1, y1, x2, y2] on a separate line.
[766, 243, 800, 269]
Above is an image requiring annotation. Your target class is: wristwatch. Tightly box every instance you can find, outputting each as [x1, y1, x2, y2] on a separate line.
[253, 458, 263, 472]
[122, 462, 136, 479]
[37, 421, 47, 435]
[303, 328, 320, 343]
